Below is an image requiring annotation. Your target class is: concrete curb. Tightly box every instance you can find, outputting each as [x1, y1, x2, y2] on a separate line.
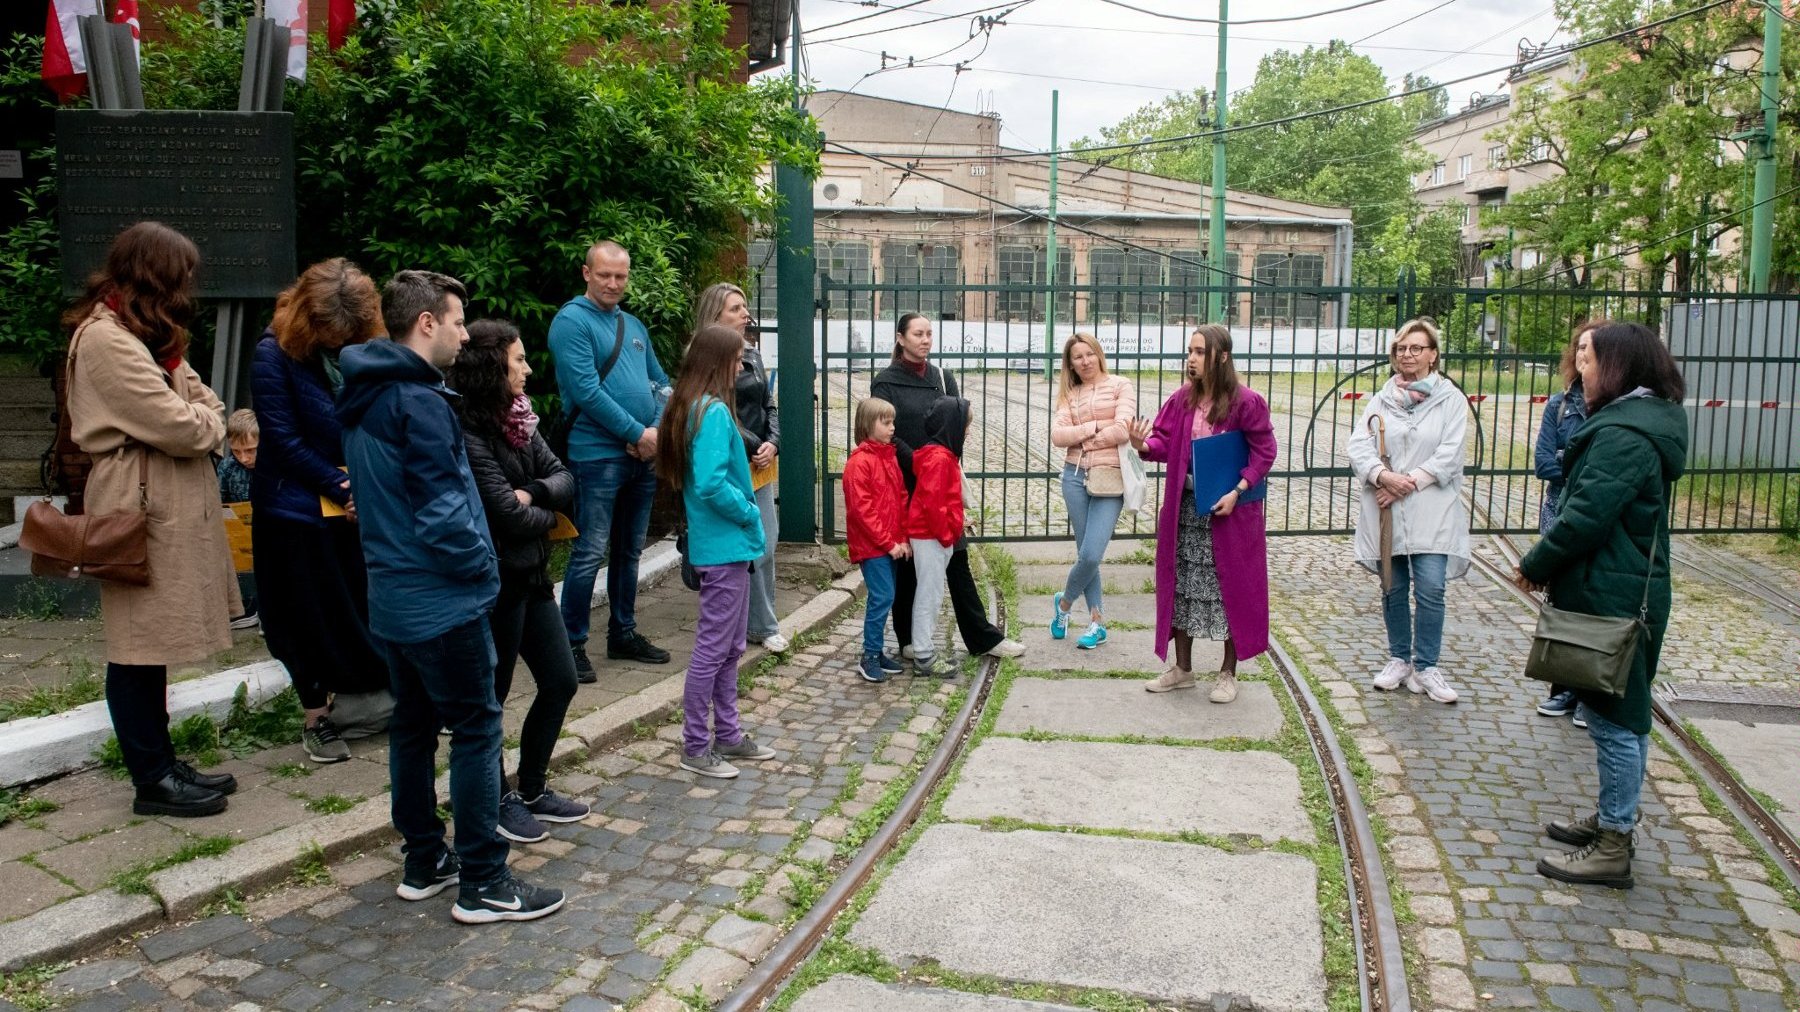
[0, 562, 865, 972]
[0, 539, 681, 789]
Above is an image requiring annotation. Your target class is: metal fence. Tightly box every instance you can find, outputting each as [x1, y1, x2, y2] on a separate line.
[784, 272, 1800, 542]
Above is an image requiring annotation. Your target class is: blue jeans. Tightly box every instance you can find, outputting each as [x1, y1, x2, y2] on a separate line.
[382, 617, 507, 888]
[1381, 553, 1447, 669]
[1060, 464, 1125, 616]
[860, 556, 895, 655]
[560, 456, 657, 647]
[1582, 704, 1649, 833]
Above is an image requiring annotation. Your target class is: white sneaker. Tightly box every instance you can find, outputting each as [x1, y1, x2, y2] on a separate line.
[1146, 665, 1195, 693]
[1373, 658, 1411, 691]
[761, 633, 790, 653]
[985, 638, 1026, 659]
[1406, 665, 1458, 704]
[901, 645, 916, 660]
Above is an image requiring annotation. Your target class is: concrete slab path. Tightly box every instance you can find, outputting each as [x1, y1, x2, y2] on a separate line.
[848, 823, 1327, 1012]
[1689, 717, 1800, 843]
[944, 736, 1313, 843]
[995, 675, 1283, 740]
[792, 975, 1087, 1011]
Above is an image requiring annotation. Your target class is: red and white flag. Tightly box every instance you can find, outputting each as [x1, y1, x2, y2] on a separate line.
[327, 0, 355, 51]
[265, 0, 309, 81]
[41, 0, 140, 102]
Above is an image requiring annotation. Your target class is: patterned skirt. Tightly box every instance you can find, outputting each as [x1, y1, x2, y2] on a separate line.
[1173, 490, 1231, 640]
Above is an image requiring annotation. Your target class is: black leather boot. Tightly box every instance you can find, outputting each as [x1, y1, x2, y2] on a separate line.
[172, 760, 237, 796]
[134, 773, 228, 817]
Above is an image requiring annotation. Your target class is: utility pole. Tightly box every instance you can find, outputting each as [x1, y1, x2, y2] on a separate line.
[1045, 89, 1059, 384]
[1206, 0, 1229, 322]
[775, 0, 817, 541]
[1747, 0, 1781, 292]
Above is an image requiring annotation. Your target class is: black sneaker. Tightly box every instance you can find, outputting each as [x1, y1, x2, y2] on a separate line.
[523, 790, 590, 823]
[397, 851, 461, 901]
[172, 759, 237, 796]
[572, 646, 597, 684]
[303, 717, 352, 764]
[607, 630, 670, 664]
[497, 792, 548, 843]
[859, 652, 890, 683]
[877, 652, 904, 673]
[451, 871, 565, 924]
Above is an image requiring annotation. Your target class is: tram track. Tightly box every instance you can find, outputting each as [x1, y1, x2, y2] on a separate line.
[716, 566, 1414, 1011]
[1468, 536, 1800, 897]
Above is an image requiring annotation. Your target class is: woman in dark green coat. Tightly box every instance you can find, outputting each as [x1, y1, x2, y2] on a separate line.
[1515, 321, 1687, 891]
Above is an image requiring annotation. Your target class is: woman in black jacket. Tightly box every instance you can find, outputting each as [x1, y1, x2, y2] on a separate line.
[453, 320, 590, 845]
[870, 312, 1024, 665]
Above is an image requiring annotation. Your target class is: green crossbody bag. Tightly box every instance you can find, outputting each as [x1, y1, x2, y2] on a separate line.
[1523, 518, 1658, 699]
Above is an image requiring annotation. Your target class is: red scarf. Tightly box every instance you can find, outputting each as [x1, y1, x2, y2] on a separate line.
[902, 356, 928, 378]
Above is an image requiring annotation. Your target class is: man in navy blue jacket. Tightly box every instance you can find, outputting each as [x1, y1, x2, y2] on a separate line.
[338, 270, 563, 924]
[549, 241, 672, 680]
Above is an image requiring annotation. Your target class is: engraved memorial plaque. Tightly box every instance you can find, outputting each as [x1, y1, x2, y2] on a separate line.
[57, 109, 296, 298]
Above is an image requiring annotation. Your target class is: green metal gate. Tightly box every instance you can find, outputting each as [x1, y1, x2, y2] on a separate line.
[796, 272, 1799, 541]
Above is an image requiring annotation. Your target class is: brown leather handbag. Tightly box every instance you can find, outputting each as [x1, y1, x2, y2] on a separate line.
[20, 450, 151, 586]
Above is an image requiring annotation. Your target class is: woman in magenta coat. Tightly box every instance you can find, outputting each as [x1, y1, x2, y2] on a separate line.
[1127, 324, 1276, 703]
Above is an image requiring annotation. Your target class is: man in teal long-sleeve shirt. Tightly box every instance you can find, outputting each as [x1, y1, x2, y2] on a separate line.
[549, 241, 672, 679]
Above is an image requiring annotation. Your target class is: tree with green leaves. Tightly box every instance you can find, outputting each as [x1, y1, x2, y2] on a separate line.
[0, 0, 816, 375]
[1486, 0, 1799, 294]
[1075, 41, 1430, 247]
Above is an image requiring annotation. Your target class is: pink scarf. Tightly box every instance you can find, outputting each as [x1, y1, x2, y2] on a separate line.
[502, 394, 539, 450]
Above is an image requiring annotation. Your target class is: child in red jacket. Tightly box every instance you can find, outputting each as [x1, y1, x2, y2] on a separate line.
[843, 398, 909, 684]
[905, 395, 972, 679]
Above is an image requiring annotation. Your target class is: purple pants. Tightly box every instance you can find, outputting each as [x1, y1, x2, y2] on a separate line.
[684, 561, 751, 757]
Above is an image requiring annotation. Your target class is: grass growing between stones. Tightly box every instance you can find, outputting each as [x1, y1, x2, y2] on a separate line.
[109, 835, 236, 896]
[1653, 728, 1800, 925]
[0, 661, 103, 723]
[0, 961, 71, 1012]
[0, 788, 59, 827]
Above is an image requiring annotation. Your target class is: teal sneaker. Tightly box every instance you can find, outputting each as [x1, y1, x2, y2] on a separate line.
[1050, 592, 1069, 640]
[1077, 622, 1108, 650]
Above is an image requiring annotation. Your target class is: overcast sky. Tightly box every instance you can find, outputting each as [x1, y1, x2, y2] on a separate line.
[778, 0, 1561, 149]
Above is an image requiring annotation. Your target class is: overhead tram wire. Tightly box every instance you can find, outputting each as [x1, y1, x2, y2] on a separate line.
[838, 0, 1736, 163]
[809, 0, 1033, 44]
[996, 17, 1514, 55]
[1352, 0, 1462, 46]
[1091, 0, 1406, 25]
[808, 0, 939, 36]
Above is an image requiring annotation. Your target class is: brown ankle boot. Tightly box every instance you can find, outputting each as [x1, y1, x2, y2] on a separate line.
[1537, 828, 1633, 890]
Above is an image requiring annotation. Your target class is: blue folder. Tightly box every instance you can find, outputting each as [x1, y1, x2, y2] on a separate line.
[1190, 430, 1267, 514]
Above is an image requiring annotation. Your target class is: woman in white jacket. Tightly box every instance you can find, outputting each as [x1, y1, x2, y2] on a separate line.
[1346, 318, 1470, 704]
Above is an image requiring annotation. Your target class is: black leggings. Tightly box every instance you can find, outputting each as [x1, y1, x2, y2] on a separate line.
[489, 572, 579, 800]
[106, 663, 173, 786]
[891, 547, 1004, 656]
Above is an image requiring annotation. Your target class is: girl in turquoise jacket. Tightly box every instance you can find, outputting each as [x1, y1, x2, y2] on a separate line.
[656, 324, 776, 780]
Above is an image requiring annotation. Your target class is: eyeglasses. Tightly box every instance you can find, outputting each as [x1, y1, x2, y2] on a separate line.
[1393, 345, 1433, 357]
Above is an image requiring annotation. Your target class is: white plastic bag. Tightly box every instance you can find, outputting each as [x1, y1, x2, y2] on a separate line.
[1120, 444, 1148, 517]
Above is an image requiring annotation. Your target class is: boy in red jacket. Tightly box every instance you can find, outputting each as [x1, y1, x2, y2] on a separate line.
[905, 396, 972, 679]
[843, 398, 910, 683]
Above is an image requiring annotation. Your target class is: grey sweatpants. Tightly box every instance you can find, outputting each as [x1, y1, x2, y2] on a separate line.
[909, 538, 954, 660]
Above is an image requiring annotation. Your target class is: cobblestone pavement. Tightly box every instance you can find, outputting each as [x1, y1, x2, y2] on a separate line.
[25, 613, 955, 1012]
[1270, 536, 1800, 1012]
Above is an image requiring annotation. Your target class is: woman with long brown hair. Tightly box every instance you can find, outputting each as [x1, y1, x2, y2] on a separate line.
[63, 221, 238, 817]
[451, 319, 589, 842]
[1128, 324, 1276, 704]
[694, 282, 786, 652]
[658, 324, 779, 780]
[251, 258, 390, 765]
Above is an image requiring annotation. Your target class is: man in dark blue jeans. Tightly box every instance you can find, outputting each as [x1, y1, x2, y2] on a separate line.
[338, 269, 563, 924]
[548, 241, 672, 680]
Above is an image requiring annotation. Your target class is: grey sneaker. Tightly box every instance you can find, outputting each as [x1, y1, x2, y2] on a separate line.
[716, 736, 776, 761]
[302, 718, 351, 764]
[912, 654, 954, 679]
[680, 751, 739, 779]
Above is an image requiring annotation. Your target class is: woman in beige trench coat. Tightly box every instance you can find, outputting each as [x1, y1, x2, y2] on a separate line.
[64, 222, 240, 817]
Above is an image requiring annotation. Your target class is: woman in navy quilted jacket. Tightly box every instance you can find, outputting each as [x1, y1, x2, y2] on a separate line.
[251, 259, 390, 764]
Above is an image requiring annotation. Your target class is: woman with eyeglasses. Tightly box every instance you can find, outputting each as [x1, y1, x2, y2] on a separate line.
[1346, 317, 1470, 705]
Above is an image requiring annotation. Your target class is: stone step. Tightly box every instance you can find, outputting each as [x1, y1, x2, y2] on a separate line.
[944, 737, 1313, 844]
[0, 377, 54, 407]
[848, 824, 1326, 1012]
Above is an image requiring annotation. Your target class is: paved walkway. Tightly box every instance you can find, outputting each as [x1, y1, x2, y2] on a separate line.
[17, 598, 957, 1011]
[790, 541, 1336, 1012]
[0, 546, 843, 925]
[1270, 535, 1800, 1012]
